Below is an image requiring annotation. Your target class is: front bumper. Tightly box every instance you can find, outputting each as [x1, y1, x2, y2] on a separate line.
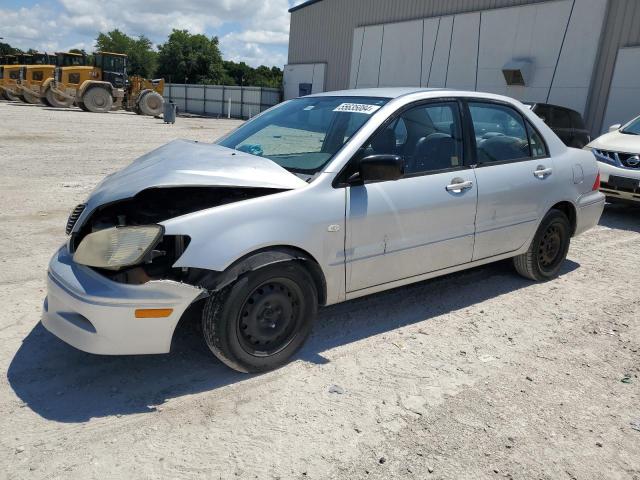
[597, 161, 640, 203]
[43, 245, 203, 355]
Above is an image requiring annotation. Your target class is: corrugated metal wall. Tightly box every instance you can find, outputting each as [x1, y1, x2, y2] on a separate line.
[288, 0, 549, 92]
[584, 0, 640, 133]
[289, 0, 640, 132]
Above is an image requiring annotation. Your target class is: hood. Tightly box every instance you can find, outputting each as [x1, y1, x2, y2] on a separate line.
[588, 130, 640, 153]
[84, 140, 307, 210]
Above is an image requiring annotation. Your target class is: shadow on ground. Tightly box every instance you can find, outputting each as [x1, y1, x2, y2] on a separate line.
[599, 202, 640, 232]
[8, 256, 580, 423]
[12, 200, 636, 423]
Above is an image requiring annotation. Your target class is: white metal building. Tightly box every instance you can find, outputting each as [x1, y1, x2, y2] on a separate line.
[285, 0, 640, 134]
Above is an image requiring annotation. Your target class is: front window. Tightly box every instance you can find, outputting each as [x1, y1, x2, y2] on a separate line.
[621, 116, 640, 135]
[217, 96, 389, 178]
[96, 54, 126, 73]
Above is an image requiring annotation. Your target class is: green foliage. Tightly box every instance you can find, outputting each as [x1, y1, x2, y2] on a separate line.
[156, 29, 226, 84]
[95, 29, 157, 77]
[5, 29, 283, 88]
[0, 42, 20, 56]
[223, 61, 283, 88]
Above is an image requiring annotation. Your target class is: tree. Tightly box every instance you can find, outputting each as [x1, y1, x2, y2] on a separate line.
[95, 29, 157, 77]
[0, 42, 20, 56]
[156, 29, 226, 84]
[222, 60, 283, 88]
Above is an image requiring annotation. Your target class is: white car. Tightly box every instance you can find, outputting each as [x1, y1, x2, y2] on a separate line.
[44, 88, 605, 373]
[586, 114, 640, 204]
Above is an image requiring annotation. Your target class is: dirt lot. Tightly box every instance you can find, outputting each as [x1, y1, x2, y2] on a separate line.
[0, 100, 638, 480]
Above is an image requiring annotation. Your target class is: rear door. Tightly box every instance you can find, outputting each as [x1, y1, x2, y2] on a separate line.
[467, 100, 556, 260]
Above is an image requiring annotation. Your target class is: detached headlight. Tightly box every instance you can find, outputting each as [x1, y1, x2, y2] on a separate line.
[73, 225, 163, 270]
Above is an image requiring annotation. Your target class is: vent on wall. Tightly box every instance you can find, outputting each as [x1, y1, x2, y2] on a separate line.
[502, 59, 533, 86]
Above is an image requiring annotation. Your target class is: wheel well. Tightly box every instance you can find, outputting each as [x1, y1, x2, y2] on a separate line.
[551, 201, 577, 236]
[194, 246, 328, 306]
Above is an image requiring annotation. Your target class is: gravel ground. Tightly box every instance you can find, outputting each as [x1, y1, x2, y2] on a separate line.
[0, 100, 638, 480]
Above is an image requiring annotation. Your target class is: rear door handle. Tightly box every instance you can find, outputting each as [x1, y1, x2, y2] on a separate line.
[446, 178, 474, 193]
[533, 166, 553, 179]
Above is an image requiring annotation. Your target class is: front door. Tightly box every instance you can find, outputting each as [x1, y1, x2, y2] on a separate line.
[467, 101, 557, 260]
[346, 101, 478, 292]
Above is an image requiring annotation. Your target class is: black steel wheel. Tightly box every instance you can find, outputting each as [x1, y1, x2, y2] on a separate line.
[202, 262, 318, 373]
[513, 209, 571, 281]
[237, 278, 304, 357]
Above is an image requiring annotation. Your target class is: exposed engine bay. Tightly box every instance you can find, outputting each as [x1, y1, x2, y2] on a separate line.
[70, 186, 283, 285]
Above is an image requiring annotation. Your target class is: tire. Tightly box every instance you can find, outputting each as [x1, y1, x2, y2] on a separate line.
[45, 87, 73, 108]
[4, 89, 20, 102]
[513, 209, 571, 281]
[202, 262, 318, 373]
[77, 101, 89, 112]
[138, 91, 164, 116]
[22, 91, 42, 104]
[82, 87, 113, 113]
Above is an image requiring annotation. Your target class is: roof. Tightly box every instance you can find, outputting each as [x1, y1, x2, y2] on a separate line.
[288, 0, 323, 13]
[305, 87, 531, 109]
[308, 87, 447, 99]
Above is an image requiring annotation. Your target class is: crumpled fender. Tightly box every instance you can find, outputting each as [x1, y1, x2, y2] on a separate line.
[194, 247, 327, 305]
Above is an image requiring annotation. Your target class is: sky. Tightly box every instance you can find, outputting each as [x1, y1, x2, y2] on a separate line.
[0, 0, 308, 67]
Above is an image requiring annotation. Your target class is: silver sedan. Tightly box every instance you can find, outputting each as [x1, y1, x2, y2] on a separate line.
[44, 88, 605, 372]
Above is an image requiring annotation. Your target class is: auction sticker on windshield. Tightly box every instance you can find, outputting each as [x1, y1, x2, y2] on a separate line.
[333, 103, 381, 114]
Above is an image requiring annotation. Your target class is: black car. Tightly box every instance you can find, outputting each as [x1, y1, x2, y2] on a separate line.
[526, 103, 590, 148]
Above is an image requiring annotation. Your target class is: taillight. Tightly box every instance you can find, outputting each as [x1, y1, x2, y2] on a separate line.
[592, 171, 601, 191]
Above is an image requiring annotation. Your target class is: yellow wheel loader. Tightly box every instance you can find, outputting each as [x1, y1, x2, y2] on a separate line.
[34, 52, 86, 107]
[0, 54, 24, 101]
[46, 51, 127, 112]
[125, 75, 165, 116]
[14, 52, 55, 104]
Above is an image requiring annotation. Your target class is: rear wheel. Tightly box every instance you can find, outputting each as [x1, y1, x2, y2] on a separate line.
[138, 91, 164, 116]
[82, 87, 113, 113]
[45, 87, 73, 108]
[513, 209, 571, 281]
[202, 262, 318, 373]
[77, 101, 89, 112]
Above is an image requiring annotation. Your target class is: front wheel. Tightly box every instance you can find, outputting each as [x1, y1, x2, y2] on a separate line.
[45, 87, 73, 108]
[513, 209, 571, 281]
[138, 91, 164, 116]
[4, 89, 20, 101]
[22, 91, 42, 104]
[202, 262, 318, 373]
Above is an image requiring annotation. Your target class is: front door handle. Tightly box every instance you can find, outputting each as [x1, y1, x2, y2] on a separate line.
[534, 165, 553, 179]
[446, 178, 474, 193]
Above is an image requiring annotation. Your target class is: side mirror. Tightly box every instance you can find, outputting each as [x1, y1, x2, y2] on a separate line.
[609, 124, 621, 133]
[350, 154, 404, 184]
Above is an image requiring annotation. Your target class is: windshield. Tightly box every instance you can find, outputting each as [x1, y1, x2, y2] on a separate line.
[621, 116, 640, 135]
[217, 96, 389, 177]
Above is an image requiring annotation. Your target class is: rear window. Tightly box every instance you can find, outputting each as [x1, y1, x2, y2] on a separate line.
[551, 108, 571, 129]
[532, 105, 553, 125]
[570, 111, 585, 130]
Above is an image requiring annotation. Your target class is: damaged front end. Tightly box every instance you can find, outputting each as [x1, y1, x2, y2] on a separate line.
[69, 186, 286, 286]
